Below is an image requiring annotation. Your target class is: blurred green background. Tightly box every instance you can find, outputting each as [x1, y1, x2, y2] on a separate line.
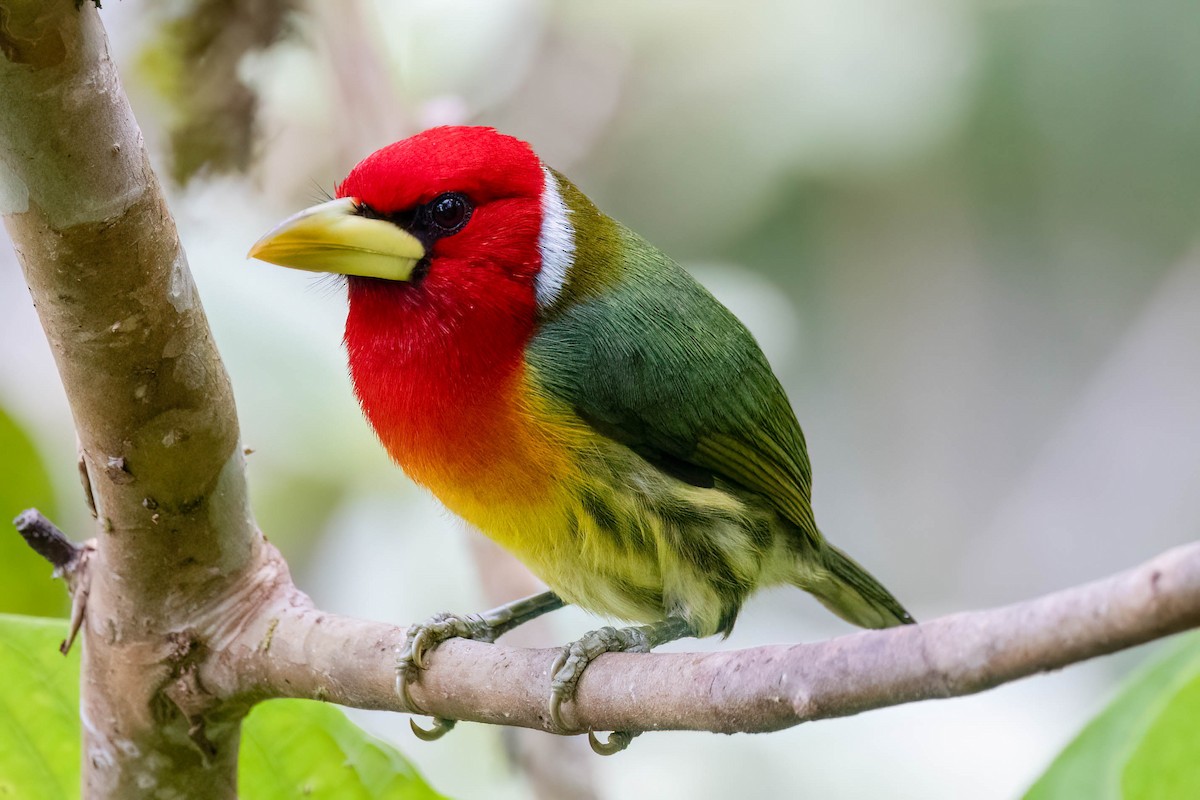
[2, 1, 1199, 798]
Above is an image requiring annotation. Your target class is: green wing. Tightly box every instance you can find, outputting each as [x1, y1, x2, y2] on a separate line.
[527, 228, 819, 541]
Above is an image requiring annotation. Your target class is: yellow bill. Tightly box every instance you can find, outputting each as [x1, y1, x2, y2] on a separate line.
[248, 197, 425, 282]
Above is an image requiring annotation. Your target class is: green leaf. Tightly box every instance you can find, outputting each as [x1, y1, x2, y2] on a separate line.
[240, 700, 444, 800]
[0, 407, 66, 617]
[0, 615, 444, 799]
[0, 614, 82, 800]
[1122, 670, 1200, 799]
[1024, 633, 1200, 800]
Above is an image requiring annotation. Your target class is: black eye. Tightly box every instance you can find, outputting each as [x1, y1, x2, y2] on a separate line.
[427, 193, 471, 235]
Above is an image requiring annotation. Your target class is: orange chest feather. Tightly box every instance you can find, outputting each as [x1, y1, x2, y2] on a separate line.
[362, 361, 585, 525]
[344, 277, 587, 534]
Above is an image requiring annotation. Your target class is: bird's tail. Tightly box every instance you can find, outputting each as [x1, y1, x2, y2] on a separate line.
[796, 544, 914, 629]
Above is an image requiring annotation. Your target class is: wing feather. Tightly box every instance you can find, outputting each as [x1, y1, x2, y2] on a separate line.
[527, 229, 819, 544]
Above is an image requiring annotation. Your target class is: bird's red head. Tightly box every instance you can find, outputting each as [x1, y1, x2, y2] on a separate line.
[335, 126, 548, 332]
[248, 126, 576, 468]
[337, 126, 546, 296]
[338, 126, 544, 230]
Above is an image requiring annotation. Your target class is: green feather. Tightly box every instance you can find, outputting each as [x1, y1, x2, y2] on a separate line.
[527, 174, 912, 631]
[530, 194, 816, 544]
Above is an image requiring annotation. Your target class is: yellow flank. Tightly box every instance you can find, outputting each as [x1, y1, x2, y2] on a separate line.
[408, 363, 801, 638]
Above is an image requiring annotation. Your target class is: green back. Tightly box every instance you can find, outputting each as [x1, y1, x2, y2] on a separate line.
[527, 182, 819, 542]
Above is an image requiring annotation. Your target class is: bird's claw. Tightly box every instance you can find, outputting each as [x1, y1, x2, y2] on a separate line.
[548, 680, 569, 733]
[588, 729, 638, 756]
[548, 625, 651, 753]
[396, 611, 495, 741]
[410, 716, 456, 741]
[409, 624, 436, 670]
[396, 667, 416, 709]
[399, 611, 495, 672]
[547, 648, 572, 731]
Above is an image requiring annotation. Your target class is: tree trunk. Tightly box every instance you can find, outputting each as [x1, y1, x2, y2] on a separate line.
[1, 3, 255, 795]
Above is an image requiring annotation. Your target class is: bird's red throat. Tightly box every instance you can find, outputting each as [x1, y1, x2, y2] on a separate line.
[343, 264, 544, 500]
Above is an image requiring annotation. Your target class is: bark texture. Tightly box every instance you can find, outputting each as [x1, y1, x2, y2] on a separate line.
[2, 3, 258, 797]
[200, 539, 1200, 735]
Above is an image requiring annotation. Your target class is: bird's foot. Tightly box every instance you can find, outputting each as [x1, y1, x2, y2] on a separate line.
[548, 617, 694, 755]
[396, 611, 495, 739]
[396, 591, 565, 740]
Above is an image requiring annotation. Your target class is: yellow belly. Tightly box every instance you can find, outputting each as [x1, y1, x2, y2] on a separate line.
[403, 371, 790, 637]
[442, 432, 789, 637]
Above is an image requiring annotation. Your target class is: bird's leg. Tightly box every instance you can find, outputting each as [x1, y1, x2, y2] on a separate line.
[549, 616, 696, 755]
[397, 590, 565, 740]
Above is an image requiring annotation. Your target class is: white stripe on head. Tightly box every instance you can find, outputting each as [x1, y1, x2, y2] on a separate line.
[535, 165, 575, 311]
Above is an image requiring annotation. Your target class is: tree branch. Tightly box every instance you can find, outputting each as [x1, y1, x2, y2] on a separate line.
[19, 506, 1199, 742]
[199, 538, 1200, 736]
[13, 509, 93, 654]
[13, 509, 80, 571]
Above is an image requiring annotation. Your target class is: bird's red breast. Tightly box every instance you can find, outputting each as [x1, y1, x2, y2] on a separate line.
[338, 128, 582, 518]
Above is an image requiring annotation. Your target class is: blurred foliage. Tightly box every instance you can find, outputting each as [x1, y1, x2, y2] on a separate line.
[137, 0, 298, 184]
[1122, 668, 1200, 799]
[958, 2, 1200, 291]
[0, 406, 64, 617]
[250, 466, 348, 575]
[0, 615, 445, 800]
[241, 700, 445, 800]
[0, 615, 81, 799]
[1025, 633, 1200, 799]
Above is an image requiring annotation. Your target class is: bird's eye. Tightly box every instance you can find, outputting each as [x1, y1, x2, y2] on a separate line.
[427, 193, 471, 235]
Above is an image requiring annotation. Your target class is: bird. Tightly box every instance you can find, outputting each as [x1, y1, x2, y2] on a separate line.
[249, 125, 913, 754]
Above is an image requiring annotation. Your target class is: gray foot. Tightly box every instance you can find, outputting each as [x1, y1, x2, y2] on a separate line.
[396, 612, 494, 739]
[395, 591, 565, 740]
[548, 617, 694, 755]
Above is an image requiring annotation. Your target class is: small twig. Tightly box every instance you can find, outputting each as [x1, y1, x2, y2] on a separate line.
[14, 509, 81, 571]
[60, 550, 93, 655]
[13, 509, 93, 654]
